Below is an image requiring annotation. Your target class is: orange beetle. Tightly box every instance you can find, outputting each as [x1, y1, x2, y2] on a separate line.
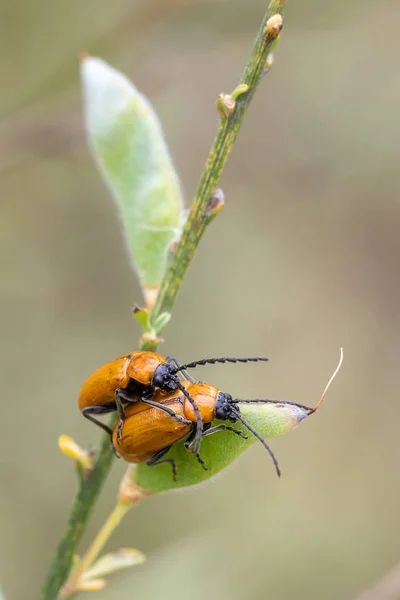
[79, 352, 269, 454]
[113, 379, 284, 480]
[78, 351, 203, 436]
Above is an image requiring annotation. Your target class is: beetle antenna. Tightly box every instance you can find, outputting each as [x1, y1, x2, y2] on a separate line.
[175, 380, 203, 454]
[172, 356, 269, 373]
[308, 347, 344, 415]
[231, 398, 314, 412]
[232, 408, 281, 477]
[232, 347, 344, 416]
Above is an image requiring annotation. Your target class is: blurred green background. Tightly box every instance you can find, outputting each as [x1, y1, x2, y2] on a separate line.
[2, 0, 400, 598]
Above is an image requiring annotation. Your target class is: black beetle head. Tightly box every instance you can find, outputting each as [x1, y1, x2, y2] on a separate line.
[215, 392, 236, 422]
[152, 363, 179, 393]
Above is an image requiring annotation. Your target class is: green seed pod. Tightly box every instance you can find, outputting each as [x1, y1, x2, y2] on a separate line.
[132, 401, 311, 493]
[81, 56, 184, 308]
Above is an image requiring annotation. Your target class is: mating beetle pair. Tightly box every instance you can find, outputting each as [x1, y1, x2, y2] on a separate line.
[78, 350, 295, 478]
[79, 348, 341, 480]
[78, 351, 270, 461]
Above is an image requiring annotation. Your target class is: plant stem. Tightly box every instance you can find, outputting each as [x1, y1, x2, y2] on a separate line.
[41, 2, 286, 597]
[41, 431, 114, 600]
[59, 501, 132, 598]
[151, 0, 286, 324]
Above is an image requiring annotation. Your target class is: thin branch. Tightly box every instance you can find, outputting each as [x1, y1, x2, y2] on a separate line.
[41, 433, 114, 600]
[59, 501, 132, 598]
[150, 1, 285, 324]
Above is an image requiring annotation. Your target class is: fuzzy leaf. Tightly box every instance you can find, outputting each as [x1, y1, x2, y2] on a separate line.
[81, 56, 184, 306]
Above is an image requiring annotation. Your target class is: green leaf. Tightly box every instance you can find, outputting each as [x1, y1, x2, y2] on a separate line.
[131, 401, 314, 493]
[81, 56, 184, 307]
[132, 306, 152, 332]
[82, 549, 145, 582]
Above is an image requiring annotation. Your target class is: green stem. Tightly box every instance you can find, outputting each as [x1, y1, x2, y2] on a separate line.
[41, 2, 286, 597]
[41, 431, 114, 600]
[151, 0, 286, 324]
[59, 501, 133, 598]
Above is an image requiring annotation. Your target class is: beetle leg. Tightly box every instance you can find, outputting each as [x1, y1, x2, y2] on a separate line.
[184, 422, 211, 449]
[114, 389, 130, 440]
[116, 388, 142, 404]
[175, 383, 203, 455]
[194, 451, 207, 470]
[81, 406, 113, 436]
[110, 441, 120, 458]
[114, 389, 145, 441]
[114, 389, 127, 419]
[184, 426, 208, 471]
[146, 446, 177, 481]
[140, 398, 192, 426]
[116, 418, 124, 441]
[201, 424, 248, 440]
[184, 423, 248, 469]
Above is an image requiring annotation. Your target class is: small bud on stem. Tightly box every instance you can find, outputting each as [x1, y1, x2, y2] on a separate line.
[58, 435, 93, 476]
[265, 14, 283, 38]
